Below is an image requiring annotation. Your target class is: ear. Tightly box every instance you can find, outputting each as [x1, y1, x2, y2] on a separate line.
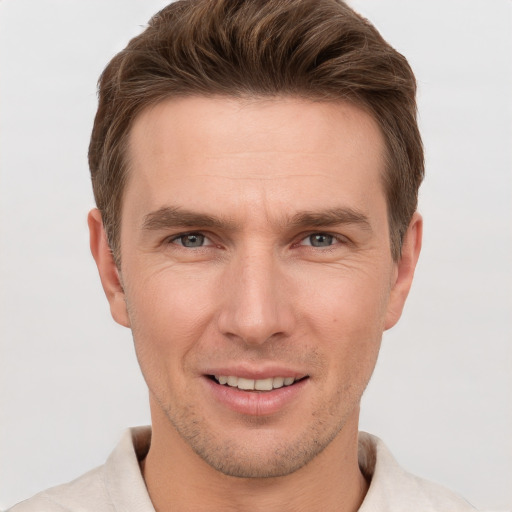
[88, 208, 131, 328]
[384, 212, 423, 330]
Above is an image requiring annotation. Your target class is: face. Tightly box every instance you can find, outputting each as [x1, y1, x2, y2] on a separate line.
[90, 96, 421, 478]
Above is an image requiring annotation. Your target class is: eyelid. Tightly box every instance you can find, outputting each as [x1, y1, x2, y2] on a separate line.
[164, 230, 349, 248]
[296, 231, 349, 247]
[168, 231, 214, 247]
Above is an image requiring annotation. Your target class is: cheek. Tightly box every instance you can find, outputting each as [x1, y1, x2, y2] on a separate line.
[294, 266, 389, 380]
[124, 268, 218, 371]
[297, 264, 391, 334]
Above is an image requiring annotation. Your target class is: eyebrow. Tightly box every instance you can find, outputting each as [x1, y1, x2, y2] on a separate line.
[289, 208, 372, 231]
[142, 207, 238, 231]
[142, 206, 372, 232]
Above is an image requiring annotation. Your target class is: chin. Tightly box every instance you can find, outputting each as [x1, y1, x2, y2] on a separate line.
[164, 403, 348, 479]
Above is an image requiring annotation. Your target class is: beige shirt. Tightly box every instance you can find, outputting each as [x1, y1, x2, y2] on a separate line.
[9, 426, 476, 511]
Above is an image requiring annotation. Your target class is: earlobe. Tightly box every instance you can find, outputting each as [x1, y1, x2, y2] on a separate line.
[384, 212, 423, 330]
[88, 209, 131, 328]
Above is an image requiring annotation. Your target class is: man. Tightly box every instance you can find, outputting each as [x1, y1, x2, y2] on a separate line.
[10, 0, 477, 510]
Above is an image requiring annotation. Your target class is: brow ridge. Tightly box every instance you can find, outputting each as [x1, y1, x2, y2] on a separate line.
[141, 206, 372, 232]
[289, 208, 372, 231]
[142, 206, 237, 231]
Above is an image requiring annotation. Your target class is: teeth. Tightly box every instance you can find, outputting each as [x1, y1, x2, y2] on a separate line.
[254, 378, 273, 391]
[272, 377, 284, 389]
[214, 375, 299, 391]
[237, 377, 255, 390]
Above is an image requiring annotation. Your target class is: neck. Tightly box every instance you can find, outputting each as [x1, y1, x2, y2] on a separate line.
[142, 407, 368, 512]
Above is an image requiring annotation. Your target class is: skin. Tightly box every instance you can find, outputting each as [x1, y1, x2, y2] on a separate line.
[89, 96, 422, 512]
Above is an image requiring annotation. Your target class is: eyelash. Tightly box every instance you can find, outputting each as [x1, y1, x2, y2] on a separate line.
[296, 232, 348, 249]
[167, 231, 348, 250]
[168, 232, 214, 248]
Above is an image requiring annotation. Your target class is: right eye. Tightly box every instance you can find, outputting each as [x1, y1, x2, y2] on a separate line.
[170, 232, 212, 248]
[301, 233, 337, 247]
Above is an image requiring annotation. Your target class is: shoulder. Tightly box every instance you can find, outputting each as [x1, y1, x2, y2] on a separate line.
[358, 432, 477, 512]
[7, 427, 153, 512]
[7, 465, 113, 512]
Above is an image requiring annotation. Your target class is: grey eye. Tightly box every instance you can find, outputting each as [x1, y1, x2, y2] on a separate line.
[308, 234, 335, 247]
[177, 233, 205, 247]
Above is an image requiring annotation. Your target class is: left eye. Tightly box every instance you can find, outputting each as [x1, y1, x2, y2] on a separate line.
[300, 233, 338, 247]
[171, 233, 210, 248]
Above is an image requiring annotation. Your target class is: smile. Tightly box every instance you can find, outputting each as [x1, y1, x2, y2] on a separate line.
[205, 373, 309, 415]
[212, 375, 302, 391]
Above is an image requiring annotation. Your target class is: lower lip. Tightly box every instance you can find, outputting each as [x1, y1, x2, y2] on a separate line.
[204, 377, 308, 416]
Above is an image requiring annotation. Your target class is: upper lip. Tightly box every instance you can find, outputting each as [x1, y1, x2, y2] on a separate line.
[203, 364, 308, 380]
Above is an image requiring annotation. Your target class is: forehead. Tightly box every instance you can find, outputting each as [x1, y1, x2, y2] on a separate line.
[124, 96, 387, 222]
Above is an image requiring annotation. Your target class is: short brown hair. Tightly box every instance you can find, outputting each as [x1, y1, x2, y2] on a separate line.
[89, 0, 424, 264]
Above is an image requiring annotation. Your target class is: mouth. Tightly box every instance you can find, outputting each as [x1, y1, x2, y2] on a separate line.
[208, 375, 308, 392]
[204, 371, 309, 415]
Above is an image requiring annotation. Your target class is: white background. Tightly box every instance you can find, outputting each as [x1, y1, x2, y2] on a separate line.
[0, 1, 511, 510]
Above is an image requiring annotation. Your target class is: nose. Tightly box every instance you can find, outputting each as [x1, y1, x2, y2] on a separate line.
[217, 249, 296, 346]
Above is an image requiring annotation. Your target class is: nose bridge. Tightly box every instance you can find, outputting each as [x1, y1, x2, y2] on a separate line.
[217, 243, 294, 345]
